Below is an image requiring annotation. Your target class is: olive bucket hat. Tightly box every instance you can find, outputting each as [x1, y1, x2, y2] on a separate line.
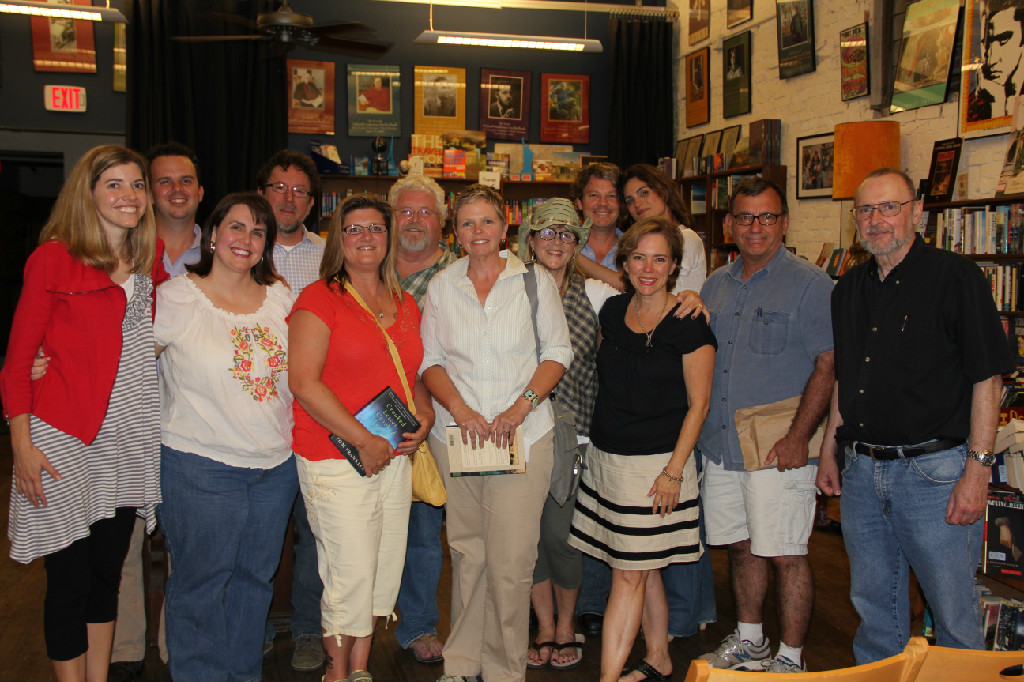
[516, 197, 593, 261]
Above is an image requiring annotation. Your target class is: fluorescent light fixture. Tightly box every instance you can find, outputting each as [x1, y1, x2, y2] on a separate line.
[415, 29, 602, 52]
[0, 0, 126, 23]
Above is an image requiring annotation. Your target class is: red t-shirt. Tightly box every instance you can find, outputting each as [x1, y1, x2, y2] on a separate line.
[289, 280, 423, 462]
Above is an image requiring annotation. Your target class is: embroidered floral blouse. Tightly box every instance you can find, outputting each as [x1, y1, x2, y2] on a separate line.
[153, 275, 296, 468]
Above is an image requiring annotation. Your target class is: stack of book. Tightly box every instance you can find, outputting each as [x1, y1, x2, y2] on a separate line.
[504, 198, 550, 226]
[748, 119, 781, 166]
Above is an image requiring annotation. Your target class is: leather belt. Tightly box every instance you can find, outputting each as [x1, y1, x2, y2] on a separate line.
[842, 438, 963, 461]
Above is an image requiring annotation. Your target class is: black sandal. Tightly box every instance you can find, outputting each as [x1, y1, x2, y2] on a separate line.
[527, 641, 557, 669]
[623, 659, 670, 682]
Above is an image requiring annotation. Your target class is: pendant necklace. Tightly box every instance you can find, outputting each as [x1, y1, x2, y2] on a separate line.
[632, 294, 671, 352]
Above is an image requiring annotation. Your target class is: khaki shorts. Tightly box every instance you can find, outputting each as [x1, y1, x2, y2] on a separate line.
[297, 453, 411, 638]
[701, 456, 817, 557]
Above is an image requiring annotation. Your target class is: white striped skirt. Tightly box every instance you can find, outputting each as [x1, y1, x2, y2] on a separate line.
[568, 443, 703, 571]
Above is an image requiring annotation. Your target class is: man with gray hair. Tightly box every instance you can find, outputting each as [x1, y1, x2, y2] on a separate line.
[388, 174, 458, 664]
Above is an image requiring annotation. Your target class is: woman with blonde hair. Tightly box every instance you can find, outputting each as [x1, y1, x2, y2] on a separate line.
[289, 194, 433, 682]
[2, 144, 163, 681]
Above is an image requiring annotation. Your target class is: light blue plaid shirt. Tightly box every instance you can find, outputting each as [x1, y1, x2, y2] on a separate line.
[274, 227, 326, 294]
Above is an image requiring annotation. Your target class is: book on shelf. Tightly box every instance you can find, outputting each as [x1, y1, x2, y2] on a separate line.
[825, 248, 847, 278]
[690, 184, 707, 214]
[997, 419, 1024, 454]
[443, 130, 486, 180]
[814, 242, 835, 268]
[994, 599, 1024, 650]
[443, 148, 467, 178]
[486, 152, 511, 177]
[328, 387, 420, 476]
[411, 133, 444, 177]
[748, 118, 781, 166]
[985, 490, 1024, 578]
[445, 424, 525, 476]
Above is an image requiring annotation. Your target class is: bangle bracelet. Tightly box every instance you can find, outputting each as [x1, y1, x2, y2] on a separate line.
[660, 467, 683, 484]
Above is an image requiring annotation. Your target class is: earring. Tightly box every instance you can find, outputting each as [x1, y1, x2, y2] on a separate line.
[210, 244, 216, 252]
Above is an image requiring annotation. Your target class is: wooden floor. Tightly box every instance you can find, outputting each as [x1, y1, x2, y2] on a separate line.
[0, 428, 866, 682]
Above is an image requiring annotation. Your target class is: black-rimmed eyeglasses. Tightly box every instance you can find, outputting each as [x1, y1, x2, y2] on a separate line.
[731, 212, 784, 226]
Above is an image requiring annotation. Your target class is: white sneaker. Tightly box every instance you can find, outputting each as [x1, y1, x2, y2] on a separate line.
[698, 630, 771, 670]
[764, 654, 807, 673]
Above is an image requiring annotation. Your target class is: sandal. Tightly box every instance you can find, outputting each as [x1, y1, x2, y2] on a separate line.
[549, 633, 585, 670]
[527, 640, 557, 669]
[346, 671, 373, 682]
[622, 659, 670, 682]
[408, 633, 444, 664]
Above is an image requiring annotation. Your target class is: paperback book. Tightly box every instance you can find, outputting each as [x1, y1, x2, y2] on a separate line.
[328, 387, 420, 476]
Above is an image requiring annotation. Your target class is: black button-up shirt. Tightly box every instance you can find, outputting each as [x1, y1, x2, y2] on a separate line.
[832, 236, 1013, 445]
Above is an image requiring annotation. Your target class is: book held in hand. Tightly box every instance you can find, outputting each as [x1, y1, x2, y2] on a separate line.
[445, 424, 526, 476]
[328, 387, 420, 477]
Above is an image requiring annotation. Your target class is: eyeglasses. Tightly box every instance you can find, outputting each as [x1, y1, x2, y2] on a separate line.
[263, 182, 311, 199]
[342, 223, 387, 235]
[396, 207, 438, 220]
[536, 227, 578, 244]
[731, 212, 784, 226]
[851, 200, 914, 221]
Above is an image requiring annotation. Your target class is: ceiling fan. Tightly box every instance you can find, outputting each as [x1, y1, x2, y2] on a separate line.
[171, 0, 392, 59]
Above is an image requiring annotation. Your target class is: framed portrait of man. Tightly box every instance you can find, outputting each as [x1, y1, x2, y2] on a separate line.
[415, 66, 466, 135]
[288, 59, 335, 135]
[347, 65, 400, 137]
[776, 0, 816, 79]
[686, 48, 711, 127]
[723, 32, 752, 118]
[540, 73, 590, 144]
[480, 68, 531, 141]
[961, 0, 1024, 136]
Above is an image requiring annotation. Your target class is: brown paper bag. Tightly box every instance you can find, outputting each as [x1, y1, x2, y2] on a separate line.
[735, 395, 825, 471]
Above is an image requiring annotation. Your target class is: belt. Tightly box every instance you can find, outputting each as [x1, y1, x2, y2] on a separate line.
[842, 438, 963, 461]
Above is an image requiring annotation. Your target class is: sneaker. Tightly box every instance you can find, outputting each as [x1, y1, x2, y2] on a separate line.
[698, 630, 770, 670]
[765, 654, 807, 673]
[291, 633, 325, 672]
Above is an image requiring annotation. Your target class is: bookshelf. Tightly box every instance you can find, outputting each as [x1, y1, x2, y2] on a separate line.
[678, 164, 787, 270]
[922, 194, 1024, 316]
[318, 175, 571, 234]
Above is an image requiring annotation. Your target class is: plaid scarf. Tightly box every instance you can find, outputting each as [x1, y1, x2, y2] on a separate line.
[553, 269, 599, 435]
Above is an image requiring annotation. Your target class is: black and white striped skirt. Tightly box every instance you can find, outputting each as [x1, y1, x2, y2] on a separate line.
[568, 443, 702, 571]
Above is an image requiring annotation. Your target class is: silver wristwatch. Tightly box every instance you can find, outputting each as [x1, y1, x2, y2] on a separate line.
[968, 449, 996, 466]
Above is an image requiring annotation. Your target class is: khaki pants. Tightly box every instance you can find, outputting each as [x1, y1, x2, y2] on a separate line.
[434, 430, 554, 682]
[111, 517, 168, 664]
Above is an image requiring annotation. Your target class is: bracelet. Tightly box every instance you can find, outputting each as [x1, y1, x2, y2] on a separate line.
[660, 467, 684, 484]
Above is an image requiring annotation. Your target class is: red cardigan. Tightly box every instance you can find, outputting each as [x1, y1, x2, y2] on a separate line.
[0, 239, 168, 445]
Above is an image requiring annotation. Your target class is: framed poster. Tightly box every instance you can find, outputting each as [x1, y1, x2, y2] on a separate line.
[689, 0, 710, 45]
[961, 0, 1024, 137]
[728, 0, 753, 28]
[925, 137, 963, 203]
[676, 134, 704, 176]
[796, 132, 835, 199]
[840, 23, 870, 101]
[288, 59, 335, 135]
[686, 48, 710, 127]
[414, 66, 466, 135]
[723, 32, 752, 118]
[704, 129, 723, 156]
[720, 125, 742, 161]
[891, 0, 959, 113]
[776, 0, 815, 79]
[347, 64, 400, 137]
[480, 68, 531, 141]
[30, 0, 96, 73]
[541, 73, 590, 144]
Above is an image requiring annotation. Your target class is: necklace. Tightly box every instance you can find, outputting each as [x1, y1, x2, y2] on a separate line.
[632, 294, 671, 352]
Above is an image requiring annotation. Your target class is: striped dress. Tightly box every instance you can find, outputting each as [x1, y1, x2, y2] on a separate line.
[7, 274, 161, 563]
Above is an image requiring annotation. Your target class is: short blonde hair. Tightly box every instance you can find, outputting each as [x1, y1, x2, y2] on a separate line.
[40, 145, 156, 275]
[453, 184, 506, 227]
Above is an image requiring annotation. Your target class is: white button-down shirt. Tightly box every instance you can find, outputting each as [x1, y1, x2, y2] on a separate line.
[420, 253, 573, 450]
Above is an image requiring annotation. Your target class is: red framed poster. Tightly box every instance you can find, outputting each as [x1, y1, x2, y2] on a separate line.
[30, 0, 97, 73]
[540, 73, 589, 145]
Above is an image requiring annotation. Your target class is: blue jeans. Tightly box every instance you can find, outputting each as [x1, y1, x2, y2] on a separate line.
[159, 446, 298, 682]
[576, 510, 716, 636]
[394, 501, 444, 648]
[290, 492, 324, 639]
[840, 443, 984, 664]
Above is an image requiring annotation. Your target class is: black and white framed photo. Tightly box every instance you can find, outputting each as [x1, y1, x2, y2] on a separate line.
[723, 32, 752, 118]
[796, 132, 834, 199]
[776, 0, 816, 79]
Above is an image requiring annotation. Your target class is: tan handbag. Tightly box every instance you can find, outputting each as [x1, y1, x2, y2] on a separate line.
[344, 282, 446, 506]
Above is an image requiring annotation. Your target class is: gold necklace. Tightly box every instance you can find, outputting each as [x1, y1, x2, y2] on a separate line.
[632, 293, 671, 352]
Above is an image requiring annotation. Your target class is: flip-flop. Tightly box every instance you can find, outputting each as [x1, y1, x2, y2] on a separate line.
[527, 640, 558, 669]
[622, 659, 670, 682]
[408, 634, 444, 664]
[549, 633, 585, 670]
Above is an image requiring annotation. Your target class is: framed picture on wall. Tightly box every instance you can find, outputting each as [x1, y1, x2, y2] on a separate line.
[704, 130, 723, 157]
[723, 32, 751, 118]
[480, 68, 531, 141]
[728, 0, 753, 28]
[676, 134, 704, 176]
[891, 0, 958, 114]
[689, 0, 710, 45]
[30, 0, 97, 73]
[720, 125, 742, 161]
[288, 59, 335, 135]
[348, 64, 400, 137]
[541, 73, 590, 144]
[415, 66, 466, 135]
[776, 0, 815, 78]
[840, 23, 869, 101]
[686, 48, 710, 127]
[795, 132, 835, 199]
[961, 0, 1021, 137]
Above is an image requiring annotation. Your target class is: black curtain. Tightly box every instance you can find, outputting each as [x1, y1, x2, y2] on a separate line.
[607, 17, 673, 170]
[125, 0, 287, 220]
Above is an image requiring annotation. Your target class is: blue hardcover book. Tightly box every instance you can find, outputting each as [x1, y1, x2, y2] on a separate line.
[328, 386, 419, 476]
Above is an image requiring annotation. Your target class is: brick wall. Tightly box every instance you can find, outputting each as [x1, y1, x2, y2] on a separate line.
[671, 0, 1007, 259]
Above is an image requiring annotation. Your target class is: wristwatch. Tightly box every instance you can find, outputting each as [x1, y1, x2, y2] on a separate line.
[969, 449, 997, 466]
[521, 389, 539, 410]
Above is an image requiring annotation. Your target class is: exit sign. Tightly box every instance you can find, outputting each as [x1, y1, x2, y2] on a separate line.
[44, 85, 87, 112]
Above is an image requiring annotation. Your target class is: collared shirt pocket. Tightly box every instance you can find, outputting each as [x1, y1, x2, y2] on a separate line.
[748, 309, 790, 356]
